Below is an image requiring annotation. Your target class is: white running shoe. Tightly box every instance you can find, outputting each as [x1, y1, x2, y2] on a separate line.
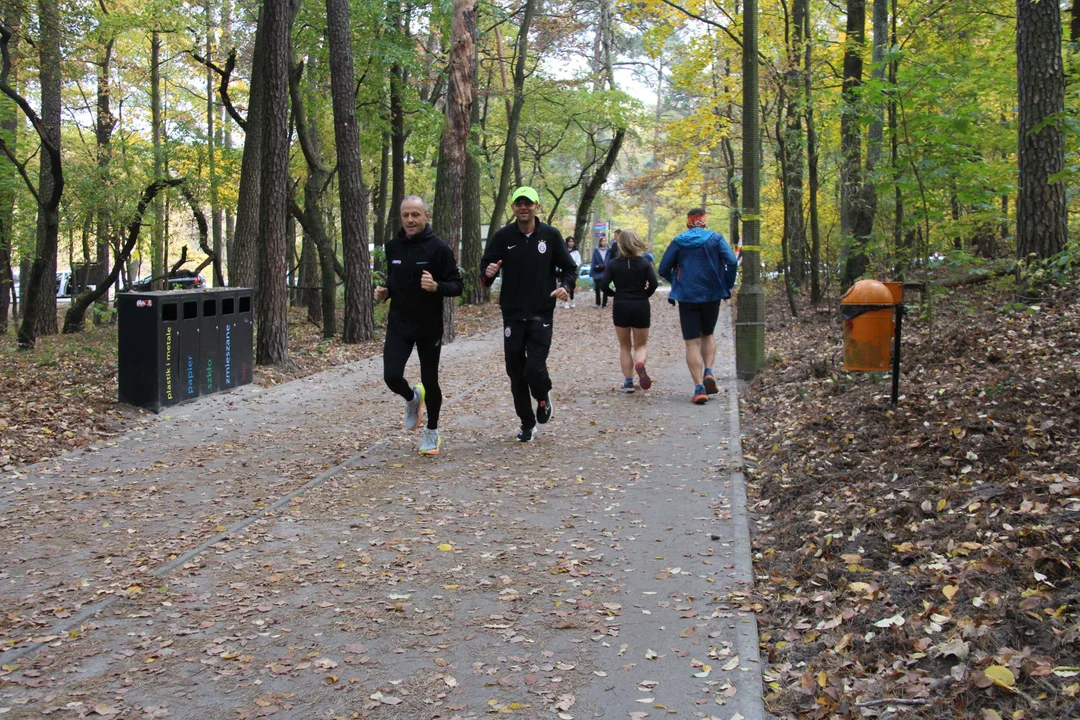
[419, 428, 441, 455]
[404, 383, 425, 430]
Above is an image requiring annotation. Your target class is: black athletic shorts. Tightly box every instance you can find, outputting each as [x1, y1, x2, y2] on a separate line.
[612, 299, 651, 329]
[677, 300, 721, 340]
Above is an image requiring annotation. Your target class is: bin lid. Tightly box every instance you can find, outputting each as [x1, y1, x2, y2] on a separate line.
[841, 279, 894, 305]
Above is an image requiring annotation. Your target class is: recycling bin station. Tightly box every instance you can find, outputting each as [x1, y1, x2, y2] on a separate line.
[840, 279, 904, 405]
[117, 288, 253, 412]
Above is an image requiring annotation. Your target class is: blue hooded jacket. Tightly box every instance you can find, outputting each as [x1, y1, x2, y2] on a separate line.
[658, 228, 738, 303]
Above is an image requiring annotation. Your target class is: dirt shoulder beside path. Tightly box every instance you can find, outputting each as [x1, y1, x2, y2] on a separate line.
[740, 282, 1078, 720]
[1, 298, 766, 720]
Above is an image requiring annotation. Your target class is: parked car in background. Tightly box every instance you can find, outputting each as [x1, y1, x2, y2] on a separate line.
[56, 271, 76, 297]
[578, 265, 594, 290]
[123, 271, 206, 292]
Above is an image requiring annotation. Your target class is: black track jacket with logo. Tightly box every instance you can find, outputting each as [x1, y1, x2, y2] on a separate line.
[384, 224, 463, 339]
[480, 220, 577, 321]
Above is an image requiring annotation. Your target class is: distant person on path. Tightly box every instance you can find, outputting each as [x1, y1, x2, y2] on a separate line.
[603, 229, 659, 393]
[591, 235, 611, 308]
[373, 195, 463, 455]
[658, 207, 738, 404]
[481, 186, 577, 442]
[561, 237, 582, 309]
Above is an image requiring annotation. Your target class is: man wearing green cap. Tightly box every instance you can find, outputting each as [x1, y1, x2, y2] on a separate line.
[481, 186, 578, 442]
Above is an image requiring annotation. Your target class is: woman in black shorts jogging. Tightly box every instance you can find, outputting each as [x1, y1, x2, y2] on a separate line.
[604, 229, 660, 392]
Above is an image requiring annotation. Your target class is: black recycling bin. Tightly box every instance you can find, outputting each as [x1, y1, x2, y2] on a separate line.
[118, 288, 253, 412]
[231, 290, 254, 387]
[199, 295, 221, 395]
[179, 298, 201, 401]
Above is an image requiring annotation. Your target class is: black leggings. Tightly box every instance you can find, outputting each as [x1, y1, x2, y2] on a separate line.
[594, 285, 607, 307]
[383, 330, 442, 429]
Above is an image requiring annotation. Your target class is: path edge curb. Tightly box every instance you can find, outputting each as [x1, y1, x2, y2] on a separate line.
[721, 309, 772, 720]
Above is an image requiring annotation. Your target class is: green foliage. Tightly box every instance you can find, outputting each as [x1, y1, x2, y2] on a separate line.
[1016, 240, 1080, 296]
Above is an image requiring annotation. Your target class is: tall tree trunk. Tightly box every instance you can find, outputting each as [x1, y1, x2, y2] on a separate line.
[94, 33, 115, 308]
[846, 0, 886, 284]
[298, 231, 319, 322]
[432, 0, 476, 343]
[488, 0, 537, 234]
[778, 168, 798, 317]
[889, 0, 902, 271]
[839, 0, 865, 290]
[232, 5, 268, 292]
[462, 93, 483, 305]
[1016, 0, 1067, 259]
[255, 0, 292, 366]
[783, 0, 807, 287]
[572, 129, 626, 246]
[206, 0, 223, 286]
[721, 60, 739, 247]
[387, 0, 407, 241]
[9, 0, 63, 345]
[151, 32, 166, 290]
[373, 131, 389, 271]
[288, 59, 337, 338]
[646, 57, 664, 250]
[805, 0, 822, 304]
[492, 27, 521, 192]
[327, 0, 374, 343]
[0, 10, 18, 334]
[221, 0, 235, 278]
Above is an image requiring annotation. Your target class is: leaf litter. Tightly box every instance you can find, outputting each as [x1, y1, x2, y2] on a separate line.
[741, 277, 1078, 719]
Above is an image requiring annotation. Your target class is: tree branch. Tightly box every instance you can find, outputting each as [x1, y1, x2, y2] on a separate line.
[191, 47, 247, 130]
[0, 137, 41, 204]
[63, 178, 185, 333]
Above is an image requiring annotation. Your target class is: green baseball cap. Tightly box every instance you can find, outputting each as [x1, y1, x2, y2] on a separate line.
[511, 186, 540, 204]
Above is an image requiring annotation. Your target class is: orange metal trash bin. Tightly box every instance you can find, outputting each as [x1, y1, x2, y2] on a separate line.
[841, 279, 896, 371]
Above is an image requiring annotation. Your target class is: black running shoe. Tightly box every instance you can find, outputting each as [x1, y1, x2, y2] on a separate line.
[536, 393, 553, 424]
[517, 425, 536, 442]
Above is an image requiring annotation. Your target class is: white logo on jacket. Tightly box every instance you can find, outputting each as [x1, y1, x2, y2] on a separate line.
[537, 241, 547, 254]
[504, 327, 511, 337]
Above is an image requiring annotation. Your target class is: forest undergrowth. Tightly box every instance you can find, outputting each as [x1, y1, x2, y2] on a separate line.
[0, 302, 499, 470]
[741, 272, 1079, 719]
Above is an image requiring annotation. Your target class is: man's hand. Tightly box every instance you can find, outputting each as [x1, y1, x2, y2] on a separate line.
[420, 270, 438, 292]
[484, 259, 503, 278]
[373, 286, 389, 303]
[550, 286, 570, 302]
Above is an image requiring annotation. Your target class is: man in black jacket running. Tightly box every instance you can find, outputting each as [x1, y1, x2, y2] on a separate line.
[374, 195, 463, 455]
[480, 186, 577, 442]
